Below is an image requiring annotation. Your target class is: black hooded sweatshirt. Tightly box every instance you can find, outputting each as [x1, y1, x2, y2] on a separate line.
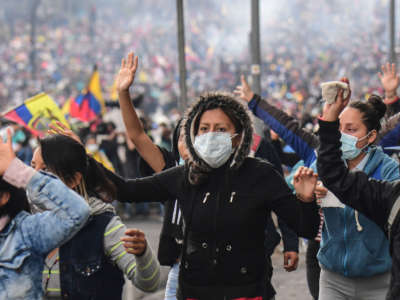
[104, 93, 319, 300]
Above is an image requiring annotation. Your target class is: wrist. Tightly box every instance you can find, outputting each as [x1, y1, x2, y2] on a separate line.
[321, 113, 339, 122]
[118, 89, 130, 95]
[245, 92, 255, 102]
[385, 89, 397, 98]
[296, 192, 315, 203]
[384, 94, 399, 105]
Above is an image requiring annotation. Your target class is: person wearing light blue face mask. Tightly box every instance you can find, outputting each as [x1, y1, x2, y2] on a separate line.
[311, 92, 400, 300]
[235, 75, 400, 300]
[340, 131, 372, 160]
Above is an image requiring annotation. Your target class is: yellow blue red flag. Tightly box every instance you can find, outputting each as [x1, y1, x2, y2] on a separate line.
[70, 66, 105, 122]
[3, 93, 70, 137]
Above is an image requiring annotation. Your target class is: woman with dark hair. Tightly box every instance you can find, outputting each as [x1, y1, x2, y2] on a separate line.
[0, 130, 91, 300]
[236, 76, 400, 300]
[294, 88, 400, 300]
[107, 53, 320, 300]
[30, 134, 160, 299]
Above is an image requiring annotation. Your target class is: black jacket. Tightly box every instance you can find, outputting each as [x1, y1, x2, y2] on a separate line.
[317, 119, 400, 300]
[110, 157, 319, 299]
[139, 146, 183, 266]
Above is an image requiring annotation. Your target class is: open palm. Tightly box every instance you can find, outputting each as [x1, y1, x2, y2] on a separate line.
[379, 63, 400, 93]
[293, 167, 318, 202]
[116, 52, 138, 92]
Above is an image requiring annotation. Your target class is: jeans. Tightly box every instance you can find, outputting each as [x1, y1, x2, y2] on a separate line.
[165, 262, 180, 300]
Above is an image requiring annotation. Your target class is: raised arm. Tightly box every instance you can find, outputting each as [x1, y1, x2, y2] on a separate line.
[315, 89, 397, 230]
[0, 136, 90, 257]
[116, 52, 165, 173]
[234, 75, 318, 166]
[0, 130, 90, 255]
[379, 63, 400, 117]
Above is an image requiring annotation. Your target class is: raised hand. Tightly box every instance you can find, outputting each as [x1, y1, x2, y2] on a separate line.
[293, 166, 318, 202]
[0, 128, 16, 175]
[322, 77, 351, 122]
[116, 52, 139, 93]
[233, 75, 254, 102]
[121, 228, 147, 256]
[48, 121, 82, 145]
[378, 63, 399, 99]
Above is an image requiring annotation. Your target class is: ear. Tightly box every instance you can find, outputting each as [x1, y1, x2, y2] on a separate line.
[232, 133, 242, 148]
[367, 130, 377, 145]
[69, 172, 83, 189]
[0, 192, 10, 207]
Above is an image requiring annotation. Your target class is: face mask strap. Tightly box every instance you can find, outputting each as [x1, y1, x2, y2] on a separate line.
[357, 131, 372, 143]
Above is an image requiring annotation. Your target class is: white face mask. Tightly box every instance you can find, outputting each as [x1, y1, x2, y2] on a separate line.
[193, 132, 236, 168]
[86, 144, 99, 153]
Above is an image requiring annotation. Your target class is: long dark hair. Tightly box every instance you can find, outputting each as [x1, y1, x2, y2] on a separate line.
[39, 134, 116, 202]
[0, 178, 30, 219]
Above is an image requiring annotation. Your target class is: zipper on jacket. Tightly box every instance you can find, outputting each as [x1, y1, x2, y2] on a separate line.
[203, 192, 210, 204]
[229, 192, 236, 203]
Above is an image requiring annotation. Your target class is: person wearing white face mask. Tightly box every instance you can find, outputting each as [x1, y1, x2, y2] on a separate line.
[193, 131, 237, 168]
[109, 52, 321, 300]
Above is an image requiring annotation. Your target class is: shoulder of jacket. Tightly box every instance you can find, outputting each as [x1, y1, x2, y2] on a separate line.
[366, 147, 399, 179]
[241, 156, 276, 172]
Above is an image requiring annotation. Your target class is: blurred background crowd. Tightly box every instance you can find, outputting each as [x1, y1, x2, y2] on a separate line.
[0, 0, 398, 218]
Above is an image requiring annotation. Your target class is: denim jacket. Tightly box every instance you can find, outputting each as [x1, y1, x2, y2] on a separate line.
[0, 158, 90, 300]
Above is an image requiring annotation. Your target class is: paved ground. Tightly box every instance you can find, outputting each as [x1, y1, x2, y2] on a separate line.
[122, 217, 313, 300]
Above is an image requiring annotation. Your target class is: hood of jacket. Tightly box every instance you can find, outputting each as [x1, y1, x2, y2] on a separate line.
[88, 196, 115, 216]
[364, 146, 400, 180]
[182, 92, 253, 185]
[170, 119, 183, 164]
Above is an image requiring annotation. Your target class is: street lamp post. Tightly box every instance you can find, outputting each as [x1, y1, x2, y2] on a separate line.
[176, 0, 188, 114]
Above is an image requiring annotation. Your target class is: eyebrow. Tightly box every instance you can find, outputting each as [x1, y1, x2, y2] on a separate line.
[199, 122, 228, 126]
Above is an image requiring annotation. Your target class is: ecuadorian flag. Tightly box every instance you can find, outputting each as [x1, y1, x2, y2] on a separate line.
[3, 93, 70, 137]
[70, 66, 105, 122]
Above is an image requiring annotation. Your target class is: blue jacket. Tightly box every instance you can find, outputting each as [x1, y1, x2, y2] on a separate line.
[0, 171, 90, 300]
[311, 147, 399, 277]
[248, 95, 400, 277]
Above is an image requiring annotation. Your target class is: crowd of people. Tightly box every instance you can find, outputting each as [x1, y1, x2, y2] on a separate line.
[1, 1, 400, 300]
[0, 0, 393, 120]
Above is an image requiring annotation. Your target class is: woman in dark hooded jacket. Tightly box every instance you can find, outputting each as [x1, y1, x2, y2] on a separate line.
[109, 52, 320, 300]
